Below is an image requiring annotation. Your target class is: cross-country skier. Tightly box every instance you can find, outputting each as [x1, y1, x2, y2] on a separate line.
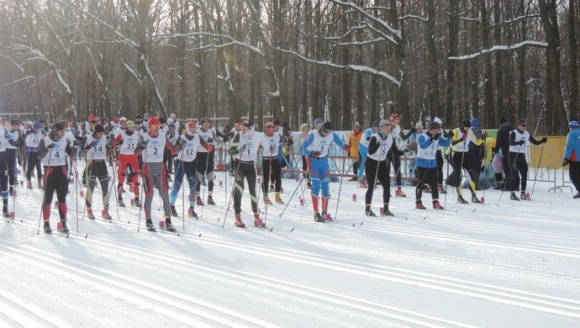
[37, 122, 74, 233]
[113, 120, 142, 207]
[82, 124, 112, 220]
[302, 121, 349, 222]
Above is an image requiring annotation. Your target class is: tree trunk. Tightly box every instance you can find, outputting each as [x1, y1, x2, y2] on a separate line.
[539, 0, 567, 134]
[569, 0, 579, 119]
[445, 0, 459, 125]
[425, 0, 440, 118]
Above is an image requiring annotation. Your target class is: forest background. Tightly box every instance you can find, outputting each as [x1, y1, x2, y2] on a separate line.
[0, 0, 578, 135]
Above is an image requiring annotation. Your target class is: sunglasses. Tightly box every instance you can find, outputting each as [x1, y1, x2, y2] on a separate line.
[520, 123, 528, 127]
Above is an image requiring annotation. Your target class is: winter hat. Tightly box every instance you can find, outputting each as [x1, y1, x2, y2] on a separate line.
[518, 118, 527, 126]
[186, 121, 197, 135]
[428, 121, 441, 130]
[200, 117, 211, 124]
[265, 122, 275, 129]
[93, 124, 106, 133]
[321, 121, 333, 132]
[389, 113, 401, 121]
[126, 120, 135, 128]
[354, 122, 361, 130]
[372, 120, 380, 127]
[51, 122, 65, 132]
[168, 123, 176, 129]
[415, 122, 423, 129]
[300, 123, 309, 131]
[242, 120, 253, 129]
[273, 119, 281, 126]
[433, 117, 443, 125]
[569, 121, 579, 128]
[461, 119, 471, 128]
[148, 116, 160, 127]
[313, 118, 323, 127]
[159, 117, 167, 124]
[119, 117, 127, 122]
[379, 120, 391, 127]
[499, 117, 507, 124]
[33, 122, 42, 129]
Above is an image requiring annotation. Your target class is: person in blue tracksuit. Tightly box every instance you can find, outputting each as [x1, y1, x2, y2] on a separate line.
[170, 122, 202, 217]
[563, 120, 580, 198]
[415, 121, 451, 210]
[302, 121, 349, 222]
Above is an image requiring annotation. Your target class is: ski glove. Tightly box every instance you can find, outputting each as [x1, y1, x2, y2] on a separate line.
[541, 137, 548, 143]
[311, 151, 321, 158]
[563, 158, 570, 166]
[518, 140, 525, 145]
[47, 143, 55, 150]
[8, 139, 16, 146]
[342, 144, 350, 151]
[433, 133, 440, 140]
[461, 133, 467, 141]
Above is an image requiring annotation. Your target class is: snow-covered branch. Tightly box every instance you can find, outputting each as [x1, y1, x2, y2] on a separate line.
[2, 76, 35, 87]
[154, 32, 264, 57]
[273, 47, 401, 86]
[332, 38, 386, 47]
[398, 15, 428, 22]
[325, 25, 367, 41]
[448, 41, 548, 61]
[331, 0, 402, 41]
[491, 14, 541, 27]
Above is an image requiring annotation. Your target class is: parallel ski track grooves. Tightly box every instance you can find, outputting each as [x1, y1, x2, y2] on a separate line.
[0, 291, 60, 328]
[14, 195, 580, 259]
[273, 211, 580, 259]
[0, 242, 277, 328]
[0, 231, 473, 328]
[8, 217, 580, 321]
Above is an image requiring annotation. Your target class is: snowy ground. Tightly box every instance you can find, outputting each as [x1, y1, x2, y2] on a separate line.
[1, 165, 580, 328]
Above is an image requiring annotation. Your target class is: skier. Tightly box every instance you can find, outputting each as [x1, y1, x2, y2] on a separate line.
[563, 120, 580, 198]
[508, 118, 547, 200]
[113, 120, 142, 207]
[24, 122, 45, 189]
[260, 122, 284, 205]
[5, 120, 23, 195]
[358, 121, 379, 188]
[388, 113, 414, 197]
[302, 121, 349, 222]
[37, 122, 74, 233]
[82, 124, 112, 220]
[450, 119, 483, 204]
[364, 120, 396, 216]
[170, 121, 202, 218]
[415, 121, 451, 209]
[196, 117, 228, 206]
[228, 120, 265, 228]
[135, 117, 178, 232]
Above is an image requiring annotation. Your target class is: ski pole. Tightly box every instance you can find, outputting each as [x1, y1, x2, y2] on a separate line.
[279, 175, 304, 217]
[37, 149, 52, 234]
[222, 158, 242, 227]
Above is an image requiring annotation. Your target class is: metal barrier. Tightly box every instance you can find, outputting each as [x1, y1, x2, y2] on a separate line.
[526, 145, 572, 193]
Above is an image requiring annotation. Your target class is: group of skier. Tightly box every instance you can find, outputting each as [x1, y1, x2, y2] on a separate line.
[5, 110, 580, 235]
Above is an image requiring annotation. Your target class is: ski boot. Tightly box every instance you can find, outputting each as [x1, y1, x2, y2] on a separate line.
[118, 197, 126, 207]
[358, 180, 368, 188]
[275, 192, 284, 204]
[457, 195, 469, 204]
[510, 192, 520, 201]
[38, 180, 43, 190]
[365, 208, 377, 217]
[520, 192, 528, 200]
[188, 207, 198, 218]
[254, 212, 265, 228]
[58, 221, 69, 234]
[145, 218, 156, 232]
[3, 206, 8, 218]
[471, 195, 482, 204]
[43, 221, 52, 234]
[27, 181, 33, 189]
[102, 208, 112, 220]
[573, 192, 580, 199]
[395, 186, 406, 197]
[165, 219, 177, 232]
[207, 196, 216, 205]
[86, 208, 96, 220]
[314, 212, 326, 222]
[234, 214, 246, 228]
[171, 205, 178, 217]
[433, 201, 444, 210]
[322, 211, 332, 221]
[196, 196, 204, 206]
[307, 180, 312, 189]
[134, 197, 142, 208]
[416, 201, 426, 210]
[382, 208, 395, 216]
[263, 194, 273, 205]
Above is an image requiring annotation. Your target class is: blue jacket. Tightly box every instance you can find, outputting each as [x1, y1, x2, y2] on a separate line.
[416, 133, 451, 169]
[565, 127, 580, 162]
